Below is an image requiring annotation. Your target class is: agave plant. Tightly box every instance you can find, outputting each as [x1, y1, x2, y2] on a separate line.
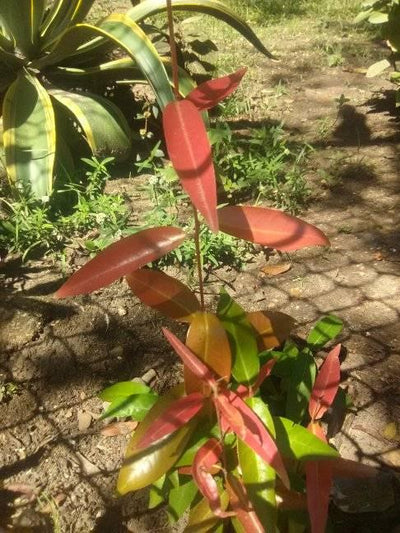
[0, 0, 272, 199]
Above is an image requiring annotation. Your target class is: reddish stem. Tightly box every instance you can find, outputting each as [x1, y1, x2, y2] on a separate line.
[166, 0, 180, 99]
[193, 207, 205, 311]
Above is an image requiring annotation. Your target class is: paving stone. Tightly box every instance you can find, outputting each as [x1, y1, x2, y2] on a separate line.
[281, 273, 335, 299]
[282, 300, 318, 323]
[340, 301, 398, 331]
[304, 251, 350, 273]
[326, 263, 378, 287]
[361, 274, 400, 300]
[314, 287, 363, 313]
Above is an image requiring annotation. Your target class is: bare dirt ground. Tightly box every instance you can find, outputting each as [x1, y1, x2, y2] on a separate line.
[1, 9, 400, 533]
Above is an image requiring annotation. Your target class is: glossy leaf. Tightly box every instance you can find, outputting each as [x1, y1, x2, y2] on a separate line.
[55, 227, 186, 298]
[215, 389, 289, 488]
[126, 268, 200, 322]
[148, 475, 166, 509]
[218, 206, 330, 251]
[128, 0, 275, 58]
[101, 393, 158, 421]
[306, 315, 343, 350]
[192, 438, 233, 518]
[226, 474, 265, 533]
[162, 328, 216, 387]
[99, 381, 151, 402]
[163, 99, 218, 231]
[306, 460, 332, 533]
[330, 457, 379, 479]
[186, 494, 227, 532]
[252, 359, 276, 396]
[138, 392, 205, 448]
[272, 417, 339, 461]
[247, 310, 295, 351]
[168, 478, 198, 523]
[117, 385, 196, 494]
[217, 291, 259, 385]
[306, 423, 332, 533]
[185, 312, 231, 394]
[50, 88, 131, 161]
[3, 72, 56, 198]
[237, 398, 277, 531]
[286, 349, 316, 423]
[186, 68, 246, 111]
[309, 344, 341, 421]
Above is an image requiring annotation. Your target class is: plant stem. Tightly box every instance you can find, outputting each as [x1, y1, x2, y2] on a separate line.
[166, 0, 180, 99]
[193, 206, 205, 311]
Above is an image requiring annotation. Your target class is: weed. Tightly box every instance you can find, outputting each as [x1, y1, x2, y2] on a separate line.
[136, 168, 253, 270]
[210, 122, 311, 212]
[0, 158, 130, 260]
[0, 381, 18, 402]
[324, 43, 345, 67]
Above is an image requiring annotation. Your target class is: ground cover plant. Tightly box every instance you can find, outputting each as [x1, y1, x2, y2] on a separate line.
[0, 157, 131, 260]
[53, 4, 380, 530]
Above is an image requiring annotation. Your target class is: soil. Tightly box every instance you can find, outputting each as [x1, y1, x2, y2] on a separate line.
[2, 6, 400, 533]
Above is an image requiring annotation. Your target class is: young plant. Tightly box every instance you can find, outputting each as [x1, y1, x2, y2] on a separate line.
[55, 7, 376, 530]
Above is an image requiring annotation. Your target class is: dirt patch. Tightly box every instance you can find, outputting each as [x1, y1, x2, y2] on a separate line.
[2, 8, 400, 533]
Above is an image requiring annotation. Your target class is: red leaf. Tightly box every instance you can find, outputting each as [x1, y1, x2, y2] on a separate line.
[226, 474, 264, 533]
[126, 268, 200, 322]
[162, 328, 217, 388]
[305, 460, 332, 533]
[214, 389, 289, 488]
[252, 359, 276, 394]
[309, 344, 341, 421]
[138, 392, 204, 448]
[55, 227, 185, 298]
[306, 422, 332, 533]
[218, 206, 330, 251]
[163, 100, 218, 232]
[186, 68, 247, 111]
[193, 439, 235, 519]
[331, 457, 379, 479]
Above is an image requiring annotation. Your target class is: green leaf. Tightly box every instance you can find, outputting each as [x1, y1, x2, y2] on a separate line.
[148, 475, 166, 509]
[1, 0, 46, 57]
[99, 381, 151, 402]
[273, 417, 339, 461]
[41, 0, 97, 44]
[217, 290, 259, 385]
[3, 71, 56, 198]
[128, 0, 275, 58]
[101, 393, 158, 421]
[176, 420, 218, 466]
[237, 398, 277, 532]
[368, 11, 389, 24]
[286, 349, 316, 423]
[50, 88, 131, 161]
[47, 58, 143, 86]
[99, 14, 174, 108]
[306, 315, 343, 350]
[117, 385, 197, 494]
[168, 478, 198, 523]
[39, 15, 174, 108]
